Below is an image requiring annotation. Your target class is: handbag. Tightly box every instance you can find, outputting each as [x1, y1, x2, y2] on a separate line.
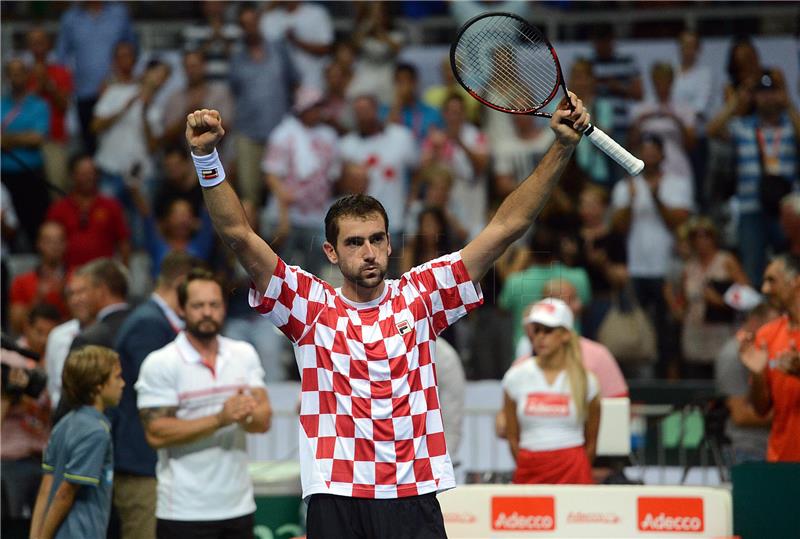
[596, 285, 657, 364]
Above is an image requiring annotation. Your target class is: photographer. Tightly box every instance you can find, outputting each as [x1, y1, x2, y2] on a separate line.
[1, 304, 59, 537]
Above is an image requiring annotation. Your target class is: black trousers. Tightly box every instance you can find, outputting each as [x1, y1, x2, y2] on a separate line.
[156, 513, 254, 539]
[306, 493, 447, 539]
[1, 170, 50, 248]
[76, 96, 98, 154]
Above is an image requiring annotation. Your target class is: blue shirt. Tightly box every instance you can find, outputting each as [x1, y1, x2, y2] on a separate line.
[143, 210, 216, 278]
[43, 406, 113, 539]
[229, 40, 297, 141]
[1, 94, 49, 173]
[379, 101, 443, 141]
[730, 113, 798, 214]
[56, 3, 136, 98]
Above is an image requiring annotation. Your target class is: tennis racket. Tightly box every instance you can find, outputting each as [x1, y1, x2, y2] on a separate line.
[450, 12, 644, 176]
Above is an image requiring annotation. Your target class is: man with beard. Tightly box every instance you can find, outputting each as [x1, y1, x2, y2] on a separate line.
[183, 88, 589, 538]
[739, 254, 800, 462]
[135, 269, 271, 538]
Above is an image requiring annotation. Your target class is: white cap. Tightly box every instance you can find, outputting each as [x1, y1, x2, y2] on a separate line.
[293, 86, 324, 114]
[526, 298, 574, 330]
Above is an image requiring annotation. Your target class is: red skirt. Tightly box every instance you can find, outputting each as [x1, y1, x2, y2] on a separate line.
[512, 445, 594, 485]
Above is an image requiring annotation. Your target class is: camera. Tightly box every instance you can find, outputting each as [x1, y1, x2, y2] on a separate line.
[1, 334, 47, 401]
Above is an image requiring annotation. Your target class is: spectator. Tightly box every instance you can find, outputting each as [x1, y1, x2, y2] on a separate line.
[262, 87, 340, 276]
[56, 0, 135, 153]
[259, 0, 334, 92]
[571, 184, 629, 340]
[111, 252, 197, 539]
[434, 338, 466, 469]
[133, 194, 215, 279]
[339, 94, 418, 257]
[780, 193, 800, 257]
[44, 272, 95, 411]
[499, 226, 592, 353]
[492, 115, 555, 199]
[9, 221, 69, 335]
[403, 165, 468, 251]
[182, 1, 242, 83]
[161, 50, 234, 150]
[420, 94, 488, 240]
[739, 254, 800, 462]
[136, 269, 271, 538]
[611, 135, 693, 376]
[722, 37, 763, 117]
[52, 258, 131, 424]
[1, 305, 60, 537]
[567, 58, 614, 186]
[591, 25, 643, 144]
[229, 3, 298, 208]
[448, 0, 532, 27]
[423, 56, 481, 125]
[26, 27, 73, 193]
[707, 69, 799, 285]
[680, 217, 749, 378]
[151, 147, 204, 219]
[91, 52, 171, 204]
[715, 303, 776, 463]
[502, 298, 601, 484]
[672, 30, 713, 128]
[382, 63, 443, 142]
[400, 205, 455, 277]
[1, 185, 19, 332]
[46, 154, 130, 269]
[349, 2, 405, 105]
[103, 38, 136, 88]
[319, 60, 354, 135]
[629, 62, 696, 185]
[29, 346, 124, 539]
[1, 58, 51, 248]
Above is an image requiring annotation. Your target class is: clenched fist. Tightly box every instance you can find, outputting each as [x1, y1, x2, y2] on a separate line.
[186, 109, 225, 156]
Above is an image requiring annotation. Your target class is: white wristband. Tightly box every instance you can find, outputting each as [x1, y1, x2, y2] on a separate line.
[191, 149, 226, 188]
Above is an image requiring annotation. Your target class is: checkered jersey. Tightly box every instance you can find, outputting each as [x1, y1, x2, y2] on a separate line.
[250, 252, 483, 499]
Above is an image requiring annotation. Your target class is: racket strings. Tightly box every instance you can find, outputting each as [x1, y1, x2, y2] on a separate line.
[453, 16, 559, 112]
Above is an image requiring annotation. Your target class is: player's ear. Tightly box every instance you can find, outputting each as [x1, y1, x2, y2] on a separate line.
[323, 241, 338, 264]
[386, 233, 392, 257]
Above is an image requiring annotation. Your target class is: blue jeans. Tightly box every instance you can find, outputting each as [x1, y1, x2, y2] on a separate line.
[738, 211, 786, 287]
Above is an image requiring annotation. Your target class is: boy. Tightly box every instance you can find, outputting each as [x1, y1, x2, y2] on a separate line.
[29, 346, 125, 539]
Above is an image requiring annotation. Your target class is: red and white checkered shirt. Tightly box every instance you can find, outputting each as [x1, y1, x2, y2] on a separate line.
[250, 252, 483, 499]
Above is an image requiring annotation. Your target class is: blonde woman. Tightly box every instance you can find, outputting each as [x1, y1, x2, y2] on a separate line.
[502, 298, 601, 484]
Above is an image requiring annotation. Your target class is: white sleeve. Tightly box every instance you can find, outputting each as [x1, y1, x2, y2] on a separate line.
[93, 87, 125, 117]
[244, 343, 267, 389]
[587, 372, 600, 402]
[135, 353, 179, 409]
[659, 176, 694, 210]
[611, 178, 631, 210]
[305, 6, 333, 44]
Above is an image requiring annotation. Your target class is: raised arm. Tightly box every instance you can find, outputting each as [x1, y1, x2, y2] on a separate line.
[186, 109, 278, 294]
[460, 93, 589, 283]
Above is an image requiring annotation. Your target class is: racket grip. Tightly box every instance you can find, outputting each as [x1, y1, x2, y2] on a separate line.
[584, 124, 644, 176]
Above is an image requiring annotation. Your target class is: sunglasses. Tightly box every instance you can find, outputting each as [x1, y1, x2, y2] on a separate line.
[531, 324, 557, 335]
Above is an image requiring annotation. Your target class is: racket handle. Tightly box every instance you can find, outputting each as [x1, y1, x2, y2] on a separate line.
[583, 124, 644, 176]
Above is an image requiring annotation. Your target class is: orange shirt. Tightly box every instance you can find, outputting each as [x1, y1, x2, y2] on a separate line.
[755, 316, 800, 462]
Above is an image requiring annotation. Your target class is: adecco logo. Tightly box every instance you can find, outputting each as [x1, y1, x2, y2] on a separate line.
[637, 497, 704, 533]
[491, 497, 555, 531]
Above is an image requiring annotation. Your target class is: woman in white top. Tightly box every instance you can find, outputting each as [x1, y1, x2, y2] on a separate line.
[502, 298, 601, 484]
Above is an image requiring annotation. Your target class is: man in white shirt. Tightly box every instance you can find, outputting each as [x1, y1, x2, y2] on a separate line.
[259, 0, 333, 92]
[136, 269, 271, 538]
[262, 86, 339, 275]
[339, 94, 418, 263]
[611, 135, 693, 376]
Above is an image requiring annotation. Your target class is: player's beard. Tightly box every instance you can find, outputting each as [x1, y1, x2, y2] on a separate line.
[341, 261, 387, 290]
[186, 317, 222, 341]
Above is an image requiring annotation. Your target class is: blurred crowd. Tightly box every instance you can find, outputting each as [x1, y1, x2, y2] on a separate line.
[4, 1, 798, 380]
[1, 0, 799, 535]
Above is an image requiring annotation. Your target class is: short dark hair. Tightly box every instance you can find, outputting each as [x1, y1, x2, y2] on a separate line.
[771, 253, 800, 278]
[395, 62, 418, 80]
[75, 258, 129, 299]
[528, 226, 560, 262]
[324, 195, 390, 246]
[177, 268, 224, 308]
[28, 303, 62, 326]
[640, 133, 665, 152]
[62, 346, 119, 406]
[157, 251, 202, 289]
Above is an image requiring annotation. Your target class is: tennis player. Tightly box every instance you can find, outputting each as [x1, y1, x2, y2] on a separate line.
[184, 91, 588, 538]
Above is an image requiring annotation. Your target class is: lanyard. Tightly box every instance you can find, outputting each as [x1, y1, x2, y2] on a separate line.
[1, 95, 28, 131]
[756, 126, 783, 160]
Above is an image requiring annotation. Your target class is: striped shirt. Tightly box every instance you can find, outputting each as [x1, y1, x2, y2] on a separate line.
[730, 113, 798, 214]
[593, 54, 641, 133]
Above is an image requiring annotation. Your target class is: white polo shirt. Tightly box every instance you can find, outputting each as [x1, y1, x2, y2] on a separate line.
[136, 332, 266, 521]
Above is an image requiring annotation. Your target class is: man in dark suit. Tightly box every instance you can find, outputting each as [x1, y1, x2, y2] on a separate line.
[111, 251, 197, 539]
[52, 258, 131, 423]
